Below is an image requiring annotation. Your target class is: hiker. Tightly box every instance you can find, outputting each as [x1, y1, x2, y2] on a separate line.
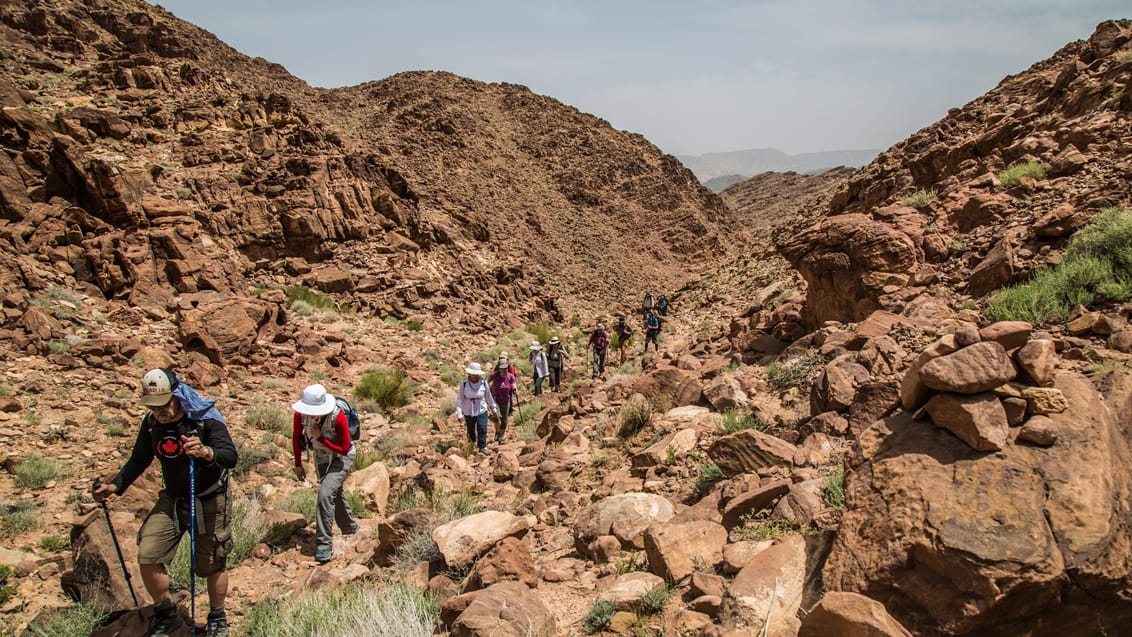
[291, 383, 359, 564]
[587, 322, 610, 379]
[92, 368, 237, 637]
[488, 355, 516, 444]
[614, 315, 634, 366]
[455, 362, 498, 453]
[642, 292, 655, 319]
[656, 294, 669, 317]
[528, 341, 549, 396]
[643, 310, 662, 353]
[546, 336, 570, 391]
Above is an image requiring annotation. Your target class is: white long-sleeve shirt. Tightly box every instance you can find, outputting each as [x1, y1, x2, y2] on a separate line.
[529, 350, 549, 379]
[455, 378, 497, 419]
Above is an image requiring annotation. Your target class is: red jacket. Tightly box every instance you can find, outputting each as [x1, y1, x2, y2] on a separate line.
[292, 411, 351, 466]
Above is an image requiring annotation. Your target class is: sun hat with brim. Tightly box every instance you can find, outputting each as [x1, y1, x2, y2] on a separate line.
[139, 368, 176, 407]
[549, 336, 560, 344]
[292, 383, 336, 416]
[529, 341, 542, 351]
[465, 362, 486, 376]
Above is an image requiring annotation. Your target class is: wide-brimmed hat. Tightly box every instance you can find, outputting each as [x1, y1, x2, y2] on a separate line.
[465, 362, 486, 376]
[140, 368, 176, 407]
[292, 383, 336, 416]
[597, 322, 605, 330]
[529, 341, 542, 351]
[497, 356, 510, 369]
[549, 336, 560, 345]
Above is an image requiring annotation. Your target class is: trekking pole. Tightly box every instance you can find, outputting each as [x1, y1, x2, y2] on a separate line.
[511, 386, 523, 426]
[92, 480, 141, 614]
[188, 455, 197, 630]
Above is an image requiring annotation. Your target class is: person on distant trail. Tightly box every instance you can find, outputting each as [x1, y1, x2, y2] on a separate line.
[455, 362, 498, 454]
[528, 341, 549, 396]
[291, 383, 359, 564]
[545, 336, 570, 391]
[656, 294, 669, 317]
[587, 322, 610, 379]
[92, 368, 237, 637]
[614, 315, 634, 366]
[642, 292, 655, 319]
[643, 309, 662, 353]
[488, 355, 516, 444]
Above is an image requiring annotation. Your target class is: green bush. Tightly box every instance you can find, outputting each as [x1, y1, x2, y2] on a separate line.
[235, 442, 275, 474]
[438, 365, 464, 386]
[40, 535, 69, 552]
[1, 500, 38, 537]
[582, 600, 616, 634]
[766, 351, 824, 390]
[241, 582, 439, 637]
[285, 286, 335, 312]
[247, 404, 291, 435]
[346, 491, 371, 519]
[405, 319, 424, 331]
[998, 160, 1050, 187]
[617, 397, 653, 438]
[354, 368, 413, 412]
[986, 207, 1132, 322]
[15, 453, 69, 489]
[525, 321, 552, 346]
[823, 462, 846, 509]
[22, 602, 106, 637]
[899, 189, 937, 207]
[717, 411, 766, 435]
[640, 584, 673, 614]
[693, 461, 724, 495]
[278, 489, 318, 523]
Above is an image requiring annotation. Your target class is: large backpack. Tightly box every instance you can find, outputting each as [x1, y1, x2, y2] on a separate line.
[643, 293, 654, 309]
[335, 397, 361, 442]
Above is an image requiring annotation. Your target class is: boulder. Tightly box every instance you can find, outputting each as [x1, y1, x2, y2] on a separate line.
[463, 536, 537, 593]
[810, 357, 871, 413]
[1021, 387, 1068, 415]
[377, 508, 435, 565]
[1017, 415, 1058, 447]
[919, 341, 1017, 394]
[772, 479, 828, 526]
[345, 460, 389, 515]
[924, 392, 1009, 452]
[718, 535, 806, 637]
[705, 375, 749, 411]
[67, 510, 151, 612]
[178, 299, 277, 365]
[977, 321, 1032, 351]
[631, 428, 698, 468]
[448, 581, 556, 637]
[599, 571, 667, 610]
[708, 430, 796, 477]
[642, 520, 728, 581]
[799, 592, 913, 637]
[432, 511, 529, 570]
[721, 480, 792, 530]
[574, 493, 675, 557]
[1014, 339, 1057, 387]
[900, 334, 959, 410]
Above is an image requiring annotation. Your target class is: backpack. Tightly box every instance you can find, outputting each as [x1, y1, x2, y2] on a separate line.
[335, 397, 361, 442]
[657, 295, 668, 310]
[643, 293, 654, 309]
[594, 331, 609, 351]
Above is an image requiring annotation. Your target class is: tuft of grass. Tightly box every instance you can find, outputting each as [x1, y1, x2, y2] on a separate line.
[614, 552, 648, 575]
[617, 397, 653, 438]
[31, 286, 83, 308]
[438, 364, 464, 386]
[40, 535, 70, 552]
[823, 462, 846, 510]
[717, 411, 766, 435]
[240, 582, 439, 637]
[987, 206, 1132, 322]
[733, 511, 817, 541]
[998, 160, 1050, 187]
[1, 499, 39, 538]
[247, 404, 291, 435]
[639, 585, 673, 615]
[766, 350, 824, 390]
[354, 368, 413, 412]
[286, 286, 335, 313]
[48, 340, 69, 354]
[278, 489, 318, 523]
[235, 441, 275, 475]
[899, 189, 937, 207]
[582, 600, 616, 634]
[346, 491, 372, 519]
[525, 321, 553, 346]
[22, 602, 106, 637]
[692, 461, 724, 495]
[14, 453, 69, 489]
[405, 319, 424, 331]
[105, 421, 127, 437]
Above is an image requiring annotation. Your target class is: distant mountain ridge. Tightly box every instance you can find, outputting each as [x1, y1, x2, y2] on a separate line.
[679, 147, 880, 183]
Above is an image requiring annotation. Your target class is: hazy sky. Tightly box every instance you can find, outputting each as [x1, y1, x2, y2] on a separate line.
[154, 1, 1127, 156]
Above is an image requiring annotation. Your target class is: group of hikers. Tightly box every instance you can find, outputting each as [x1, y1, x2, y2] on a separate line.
[90, 293, 672, 636]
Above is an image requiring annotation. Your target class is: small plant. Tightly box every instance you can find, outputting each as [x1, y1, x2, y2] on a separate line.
[354, 367, 414, 412]
[310, 370, 329, 381]
[48, 339, 69, 354]
[438, 365, 464, 386]
[239, 582, 439, 637]
[615, 552, 648, 575]
[0, 564, 13, 606]
[15, 453, 69, 489]
[40, 535, 70, 552]
[235, 442, 275, 474]
[766, 350, 824, 390]
[899, 189, 937, 207]
[617, 397, 653, 437]
[405, 319, 424, 331]
[665, 445, 679, 465]
[997, 160, 1050, 188]
[346, 491, 371, 519]
[582, 599, 617, 634]
[822, 462, 846, 509]
[692, 461, 724, 495]
[246, 403, 291, 435]
[591, 452, 610, 468]
[105, 421, 127, 437]
[717, 411, 766, 435]
[733, 511, 817, 541]
[639, 585, 673, 615]
[31, 286, 83, 308]
[21, 602, 106, 637]
[0, 385, 10, 397]
[525, 321, 552, 346]
[514, 398, 543, 441]
[278, 489, 318, 523]
[285, 285, 335, 313]
[1, 500, 39, 537]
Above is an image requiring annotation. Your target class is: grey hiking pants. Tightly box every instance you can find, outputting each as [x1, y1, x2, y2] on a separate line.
[314, 447, 357, 551]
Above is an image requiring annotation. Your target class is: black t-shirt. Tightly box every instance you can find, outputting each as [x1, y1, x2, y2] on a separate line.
[111, 414, 238, 499]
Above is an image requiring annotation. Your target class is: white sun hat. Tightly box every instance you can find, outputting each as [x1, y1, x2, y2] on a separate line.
[465, 362, 486, 376]
[292, 383, 336, 416]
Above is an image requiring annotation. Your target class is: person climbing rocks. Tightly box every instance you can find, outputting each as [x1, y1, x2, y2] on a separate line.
[642, 292, 655, 319]
[656, 294, 669, 316]
[455, 362, 498, 453]
[587, 322, 610, 379]
[529, 341, 549, 396]
[488, 355, 516, 444]
[546, 336, 570, 391]
[614, 315, 634, 366]
[92, 368, 237, 637]
[643, 309, 662, 353]
[291, 383, 359, 564]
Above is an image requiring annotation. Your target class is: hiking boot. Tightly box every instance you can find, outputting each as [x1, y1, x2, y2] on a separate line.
[495, 435, 504, 444]
[205, 610, 229, 637]
[315, 547, 333, 563]
[142, 601, 182, 637]
[342, 523, 360, 536]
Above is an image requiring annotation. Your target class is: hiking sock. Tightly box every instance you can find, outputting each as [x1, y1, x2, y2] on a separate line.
[207, 606, 226, 620]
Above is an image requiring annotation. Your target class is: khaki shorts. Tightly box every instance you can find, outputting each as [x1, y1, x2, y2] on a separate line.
[137, 488, 233, 577]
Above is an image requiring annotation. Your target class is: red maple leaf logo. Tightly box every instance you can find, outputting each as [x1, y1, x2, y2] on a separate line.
[158, 437, 182, 458]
